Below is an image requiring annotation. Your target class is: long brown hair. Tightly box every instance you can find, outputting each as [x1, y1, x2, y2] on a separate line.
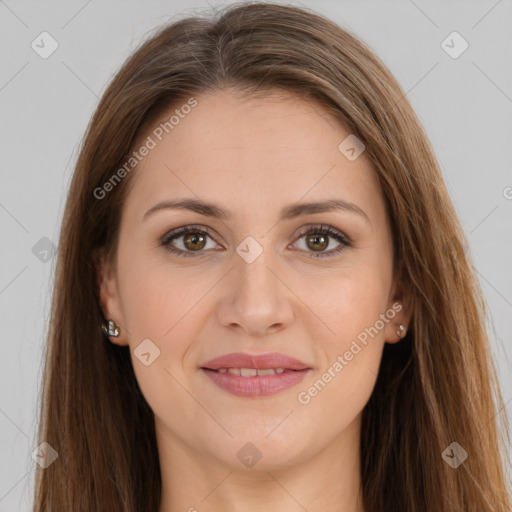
[33, 2, 511, 510]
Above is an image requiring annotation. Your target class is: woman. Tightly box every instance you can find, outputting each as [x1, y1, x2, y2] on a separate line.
[33, 2, 511, 511]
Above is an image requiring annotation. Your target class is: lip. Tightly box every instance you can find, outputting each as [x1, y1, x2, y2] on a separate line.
[201, 351, 311, 371]
[200, 352, 312, 398]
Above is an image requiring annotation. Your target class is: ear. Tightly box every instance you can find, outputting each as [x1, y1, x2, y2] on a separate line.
[384, 276, 414, 344]
[93, 247, 129, 346]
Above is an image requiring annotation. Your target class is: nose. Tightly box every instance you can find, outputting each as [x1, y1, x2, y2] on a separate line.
[216, 243, 295, 337]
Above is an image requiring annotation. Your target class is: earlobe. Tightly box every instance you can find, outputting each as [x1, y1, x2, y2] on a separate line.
[385, 281, 414, 344]
[93, 248, 128, 346]
[384, 304, 411, 344]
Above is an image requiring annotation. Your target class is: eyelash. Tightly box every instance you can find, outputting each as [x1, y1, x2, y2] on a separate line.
[159, 224, 351, 259]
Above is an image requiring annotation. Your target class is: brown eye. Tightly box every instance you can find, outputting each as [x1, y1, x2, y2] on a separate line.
[183, 232, 207, 251]
[161, 223, 350, 259]
[305, 233, 329, 252]
[161, 225, 219, 258]
[292, 224, 351, 258]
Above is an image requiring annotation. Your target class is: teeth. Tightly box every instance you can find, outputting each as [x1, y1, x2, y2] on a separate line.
[216, 367, 286, 376]
[256, 368, 276, 376]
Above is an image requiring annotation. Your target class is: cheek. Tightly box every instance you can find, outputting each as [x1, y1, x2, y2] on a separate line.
[117, 257, 214, 432]
[316, 260, 392, 346]
[294, 279, 389, 436]
[298, 257, 391, 417]
[116, 250, 222, 392]
[117, 242, 206, 339]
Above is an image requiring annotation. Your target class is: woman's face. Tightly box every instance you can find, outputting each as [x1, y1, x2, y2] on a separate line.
[98, 88, 410, 471]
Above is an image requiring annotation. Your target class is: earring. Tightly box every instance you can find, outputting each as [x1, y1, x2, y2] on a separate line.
[102, 319, 120, 337]
[396, 324, 406, 339]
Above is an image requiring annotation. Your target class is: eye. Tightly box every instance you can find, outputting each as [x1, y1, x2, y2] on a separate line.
[160, 225, 220, 258]
[160, 223, 351, 258]
[291, 224, 351, 258]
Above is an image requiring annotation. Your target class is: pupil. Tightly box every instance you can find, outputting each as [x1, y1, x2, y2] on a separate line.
[184, 233, 205, 250]
[308, 234, 327, 251]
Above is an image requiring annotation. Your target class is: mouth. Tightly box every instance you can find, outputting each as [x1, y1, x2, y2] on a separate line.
[200, 352, 312, 397]
[205, 367, 287, 376]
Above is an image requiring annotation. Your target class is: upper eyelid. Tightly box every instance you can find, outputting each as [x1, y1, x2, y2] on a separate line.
[161, 224, 219, 244]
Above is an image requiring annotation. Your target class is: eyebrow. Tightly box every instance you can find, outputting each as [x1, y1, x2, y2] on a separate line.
[143, 197, 371, 224]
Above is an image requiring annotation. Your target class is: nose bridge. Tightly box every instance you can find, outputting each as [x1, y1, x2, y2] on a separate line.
[234, 234, 280, 303]
[218, 234, 294, 335]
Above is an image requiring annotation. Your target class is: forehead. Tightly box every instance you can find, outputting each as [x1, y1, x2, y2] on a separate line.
[123, 89, 384, 225]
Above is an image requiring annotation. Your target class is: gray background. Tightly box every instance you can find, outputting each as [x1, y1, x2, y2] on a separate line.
[1, 0, 511, 509]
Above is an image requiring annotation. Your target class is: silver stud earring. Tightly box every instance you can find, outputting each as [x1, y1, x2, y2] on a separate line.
[102, 320, 120, 337]
[396, 324, 406, 338]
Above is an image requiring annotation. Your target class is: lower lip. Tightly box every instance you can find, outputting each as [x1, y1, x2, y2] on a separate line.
[201, 368, 310, 397]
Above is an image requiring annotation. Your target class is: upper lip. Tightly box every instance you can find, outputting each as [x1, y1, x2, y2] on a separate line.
[201, 352, 311, 371]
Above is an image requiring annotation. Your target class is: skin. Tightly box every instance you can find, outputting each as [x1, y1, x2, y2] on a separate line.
[97, 88, 412, 512]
